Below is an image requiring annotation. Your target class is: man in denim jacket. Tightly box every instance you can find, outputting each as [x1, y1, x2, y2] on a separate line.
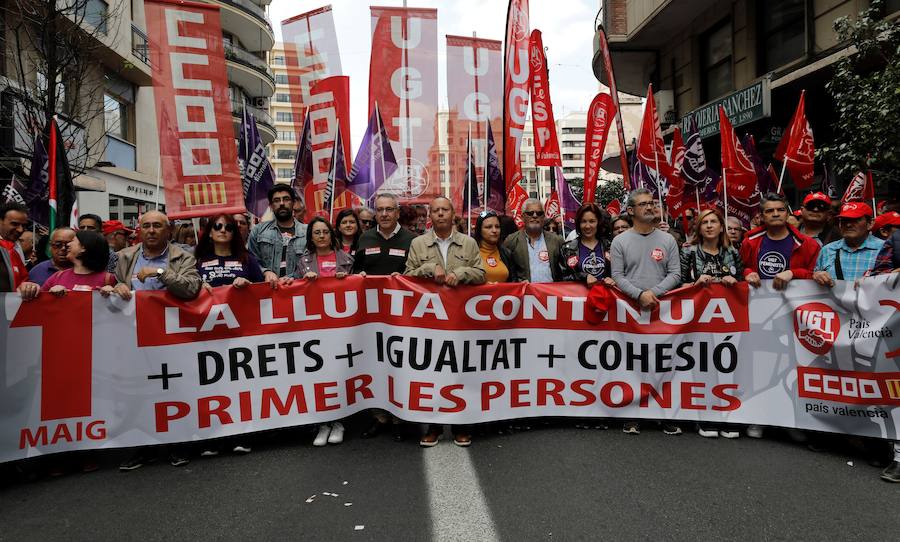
[248, 185, 307, 284]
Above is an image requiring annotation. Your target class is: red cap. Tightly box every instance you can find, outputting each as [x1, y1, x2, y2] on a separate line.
[871, 211, 900, 232]
[837, 202, 873, 219]
[802, 192, 832, 207]
[792, 209, 802, 217]
[102, 220, 133, 235]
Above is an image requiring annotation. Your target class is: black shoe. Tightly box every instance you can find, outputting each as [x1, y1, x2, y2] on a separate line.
[361, 421, 386, 439]
[391, 424, 404, 442]
[881, 461, 900, 483]
[119, 453, 148, 471]
[662, 423, 682, 435]
[168, 453, 189, 467]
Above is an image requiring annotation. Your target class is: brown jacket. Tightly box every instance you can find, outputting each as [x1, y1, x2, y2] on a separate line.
[405, 229, 485, 284]
[114, 243, 201, 299]
[502, 229, 564, 282]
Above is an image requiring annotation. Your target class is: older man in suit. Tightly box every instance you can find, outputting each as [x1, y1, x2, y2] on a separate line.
[502, 198, 563, 282]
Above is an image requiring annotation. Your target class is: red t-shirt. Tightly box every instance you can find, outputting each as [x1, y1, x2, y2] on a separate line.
[0, 240, 28, 288]
[42, 268, 116, 291]
[317, 252, 338, 278]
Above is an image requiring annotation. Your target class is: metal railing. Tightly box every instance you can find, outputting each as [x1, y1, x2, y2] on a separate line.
[224, 43, 275, 84]
[218, 0, 273, 30]
[231, 99, 275, 130]
[131, 25, 150, 66]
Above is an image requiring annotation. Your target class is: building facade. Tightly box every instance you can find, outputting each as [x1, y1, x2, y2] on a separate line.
[267, 42, 297, 186]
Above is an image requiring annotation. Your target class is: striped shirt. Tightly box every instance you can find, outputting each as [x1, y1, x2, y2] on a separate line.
[815, 235, 884, 280]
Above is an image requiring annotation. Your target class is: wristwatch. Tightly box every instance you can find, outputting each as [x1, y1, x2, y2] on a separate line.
[155, 268, 164, 278]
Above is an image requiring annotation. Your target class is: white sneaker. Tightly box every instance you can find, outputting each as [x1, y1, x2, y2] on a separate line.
[232, 445, 252, 454]
[313, 424, 331, 447]
[698, 428, 719, 438]
[200, 449, 219, 457]
[328, 422, 345, 444]
[719, 430, 740, 439]
[747, 425, 763, 438]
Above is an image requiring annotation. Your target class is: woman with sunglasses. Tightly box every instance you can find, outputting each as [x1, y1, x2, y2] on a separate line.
[295, 217, 355, 446]
[194, 214, 265, 294]
[473, 210, 516, 283]
[680, 208, 742, 439]
[334, 208, 361, 256]
[559, 203, 614, 286]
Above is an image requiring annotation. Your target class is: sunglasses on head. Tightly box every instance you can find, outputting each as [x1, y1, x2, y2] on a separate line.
[479, 210, 498, 219]
[212, 223, 235, 232]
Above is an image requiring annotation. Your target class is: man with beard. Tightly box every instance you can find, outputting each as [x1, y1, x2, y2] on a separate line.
[610, 188, 682, 436]
[249, 185, 307, 284]
[503, 198, 563, 282]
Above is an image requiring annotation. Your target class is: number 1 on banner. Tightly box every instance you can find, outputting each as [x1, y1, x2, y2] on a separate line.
[11, 293, 93, 421]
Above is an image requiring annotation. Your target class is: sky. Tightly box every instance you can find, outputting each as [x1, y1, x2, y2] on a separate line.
[268, 0, 602, 148]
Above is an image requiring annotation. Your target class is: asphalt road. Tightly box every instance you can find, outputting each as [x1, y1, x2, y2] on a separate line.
[1, 418, 897, 541]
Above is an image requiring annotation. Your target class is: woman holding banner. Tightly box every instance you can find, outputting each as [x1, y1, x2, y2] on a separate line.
[559, 203, 615, 286]
[295, 217, 354, 446]
[473, 210, 516, 284]
[194, 214, 265, 294]
[679, 208, 742, 439]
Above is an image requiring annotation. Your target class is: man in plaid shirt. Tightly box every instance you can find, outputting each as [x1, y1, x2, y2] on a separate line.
[812, 202, 884, 285]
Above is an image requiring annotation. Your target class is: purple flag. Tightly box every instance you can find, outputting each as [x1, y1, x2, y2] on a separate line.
[821, 168, 837, 200]
[462, 134, 480, 214]
[19, 132, 50, 226]
[347, 106, 397, 202]
[239, 106, 276, 218]
[628, 148, 657, 195]
[291, 108, 314, 194]
[742, 134, 775, 195]
[485, 122, 505, 213]
[554, 166, 580, 231]
[323, 124, 349, 213]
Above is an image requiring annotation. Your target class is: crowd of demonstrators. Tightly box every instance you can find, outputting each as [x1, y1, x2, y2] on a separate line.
[5, 184, 900, 484]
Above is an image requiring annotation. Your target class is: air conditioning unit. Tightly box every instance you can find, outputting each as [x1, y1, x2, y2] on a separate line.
[654, 89, 676, 127]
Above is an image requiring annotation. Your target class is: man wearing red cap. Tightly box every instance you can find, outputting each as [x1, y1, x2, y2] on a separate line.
[799, 192, 840, 246]
[813, 202, 883, 285]
[871, 211, 900, 241]
[102, 219, 133, 273]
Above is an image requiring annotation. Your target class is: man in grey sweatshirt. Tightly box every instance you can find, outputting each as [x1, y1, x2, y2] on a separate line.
[609, 187, 682, 436]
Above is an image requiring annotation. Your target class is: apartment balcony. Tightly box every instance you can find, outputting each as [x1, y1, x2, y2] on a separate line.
[231, 100, 276, 145]
[225, 43, 275, 98]
[210, 0, 275, 53]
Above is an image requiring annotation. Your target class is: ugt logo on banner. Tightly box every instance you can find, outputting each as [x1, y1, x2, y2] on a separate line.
[794, 302, 839, 355]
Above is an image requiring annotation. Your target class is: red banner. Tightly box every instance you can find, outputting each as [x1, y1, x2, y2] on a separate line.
[718, 106, 756, 200]
[368, 7, 439, 205]
[503, 0, 530, 194]
[302, 76, 354, 218]
[528, 30, 560, 167]
[144, 0, 244, 219]
[583, 93, 616, 204]
[507, 182, 529, 228]
[544, 188, 560, 219]
[445, 35, 503, 212]
[594, 25, 630, 189]
[775, 91, 815, 190]
[636, 85, 677, 185]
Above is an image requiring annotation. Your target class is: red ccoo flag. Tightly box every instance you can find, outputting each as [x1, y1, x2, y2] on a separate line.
[636, 84, 677, 183]
[774, 91, 815, 190]
[718, 106, 756, 200]
[841, 170, 874, 203]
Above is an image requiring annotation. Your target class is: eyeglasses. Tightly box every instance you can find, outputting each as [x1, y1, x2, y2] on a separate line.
[804, 204, 829, 212]
[523, 210, 544, 218]
[360, 219, 375, 226]
[479, 210, 498, 219]
[50, 242, 68, 249]
[212, 223, 235, 232]
[633, 201, 660, 209]
[375, 207, 397, 214]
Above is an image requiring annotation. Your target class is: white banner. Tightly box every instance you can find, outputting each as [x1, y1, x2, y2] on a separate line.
[1, 276, 898, 462]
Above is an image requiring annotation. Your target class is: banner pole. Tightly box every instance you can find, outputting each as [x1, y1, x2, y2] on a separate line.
[653, 150, 666, 222]
[555, 167, 565, 239]
[695, 184, 701, 213]
[467, 126, 472, 236]
[154, 153, 161, 211]
[376, 102, 387, 203]
[776, 160, 787, 194]
[329, 126, 339, 223]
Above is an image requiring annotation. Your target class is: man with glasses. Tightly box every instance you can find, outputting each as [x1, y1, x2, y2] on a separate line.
[799, 192, 840, 246]
[610, 188, 682, 436]
[248, 185, 307, 285]
[352, 192, 418, 441]
[741, 193, 820, 291]
[726, 216, 745, 250]
[503, 198, 563, 282]
[27, 228, 76, 285]
[357, 208, 376, 231]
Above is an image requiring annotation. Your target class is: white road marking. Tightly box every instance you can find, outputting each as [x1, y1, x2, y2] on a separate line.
[423, 437, 499, 541]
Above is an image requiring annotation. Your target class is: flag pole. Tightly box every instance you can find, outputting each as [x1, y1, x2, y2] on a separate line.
[328, 125, 339, 223]
[467, 125, 472, 235]
[722, 168, 730, 227]
[555, 167, 566, 239]
[376, 102, 387, 203]
[776, 160, 787, 194]
[695, 184, 701, 213]
[652, 150, 666, 222]
[484, 119, 490, 211]
[154, 153, 161, 211]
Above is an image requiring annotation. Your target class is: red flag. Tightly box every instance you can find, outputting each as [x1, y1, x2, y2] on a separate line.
[665, 126, 688, 217]
[842, 170, 874, 203]
[775, 91, 815, 189]
[529, 30, 561, 166]
[718, 106, 756, 200]
[145, 0, 245, 219]
[671, 127, 686, 175]
[544, 188, 560, 219]
[507, 181, 529, 228]
[635, 84, 677, 182]
[583, 93, 616, 204]
[503, 0, 530, 193]
[605, 200, 621, 217]
[594, 25, 631, 189]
